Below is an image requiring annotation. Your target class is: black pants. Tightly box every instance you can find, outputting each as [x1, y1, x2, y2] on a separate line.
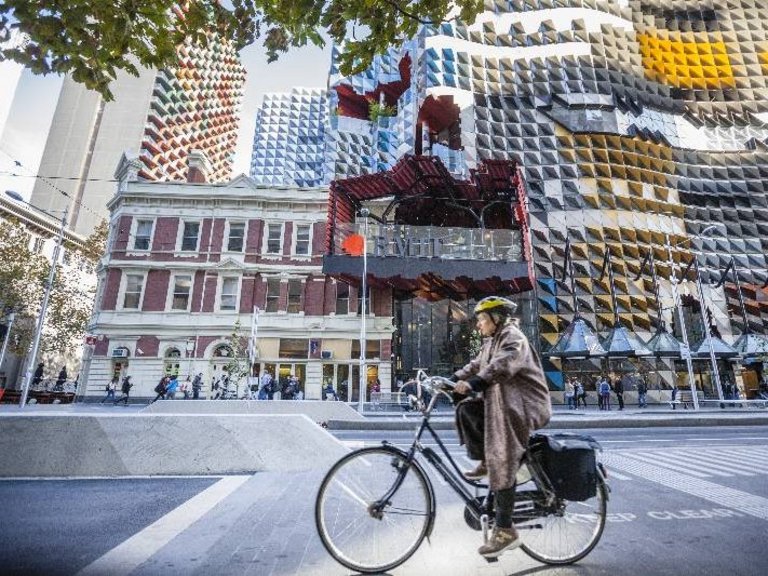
[616, 392, 624, 410]
[455, 397, 484, 460]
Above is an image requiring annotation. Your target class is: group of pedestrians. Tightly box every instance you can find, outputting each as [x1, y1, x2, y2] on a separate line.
[563, 376, 587, 409]
[100, 375, 133, 405]
[563, 372, 650, 410]
[251, 371, 304, 400]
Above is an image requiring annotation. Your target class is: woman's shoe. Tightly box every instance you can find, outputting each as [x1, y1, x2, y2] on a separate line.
[463, 461, 487, 480]
[478, 526, 521, 558]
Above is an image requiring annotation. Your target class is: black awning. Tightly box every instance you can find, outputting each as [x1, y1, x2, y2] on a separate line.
[690, 336, 738, 358]
[646, 328, 684, 358]
[548, 316, 607, 359]
[600, 322, 652, 358]
[733, 333, 768, 360]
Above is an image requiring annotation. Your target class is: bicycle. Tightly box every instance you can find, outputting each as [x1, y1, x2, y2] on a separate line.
[315, 371, 610, 574]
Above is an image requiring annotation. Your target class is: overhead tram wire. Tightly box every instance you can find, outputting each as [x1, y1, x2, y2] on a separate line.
[0, 149, 103, 223]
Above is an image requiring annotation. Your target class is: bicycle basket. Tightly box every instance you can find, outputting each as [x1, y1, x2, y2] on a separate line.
[529, 433, 600, 502]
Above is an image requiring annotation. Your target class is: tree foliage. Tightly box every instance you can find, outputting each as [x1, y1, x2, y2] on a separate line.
[0, 1, 484, 99]
[0, 217, 109, 358]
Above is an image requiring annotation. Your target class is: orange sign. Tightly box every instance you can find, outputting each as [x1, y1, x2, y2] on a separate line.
[342, 234, 365, 256]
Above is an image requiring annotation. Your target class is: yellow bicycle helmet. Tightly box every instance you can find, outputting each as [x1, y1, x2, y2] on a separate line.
[474, 296, 517, 315]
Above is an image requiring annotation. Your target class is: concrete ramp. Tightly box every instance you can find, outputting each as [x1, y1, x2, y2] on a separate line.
[0, 414, 347, 477]
[142, 399, 364, 421]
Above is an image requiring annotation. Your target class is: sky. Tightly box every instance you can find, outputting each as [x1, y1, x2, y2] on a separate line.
[0, 39, 332, 203]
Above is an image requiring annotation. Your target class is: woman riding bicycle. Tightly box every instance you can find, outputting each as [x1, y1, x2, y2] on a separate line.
[453, 295, 552, 559]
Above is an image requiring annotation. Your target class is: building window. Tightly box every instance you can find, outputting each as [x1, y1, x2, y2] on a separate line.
[133, 219, 153, 250]
[294, 224, 311, 256]
[180, 221, 200, 251]
[265, 222, 283, 254]
[279, 338, 308, 359]
[123, 274, 144, 309]
[335, 282, 349, 315]
[220, 276, 240, 311]
[32, 236, 44, 253]
[265, 278, 281, 312]
[171, 275, 192, 311]
[227, 222, 246, 252]
[357, 287, 373, 315]
[287, 280, 303, 313]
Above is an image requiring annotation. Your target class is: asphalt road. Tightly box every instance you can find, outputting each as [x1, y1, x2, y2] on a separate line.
[1, 426, 767, 576]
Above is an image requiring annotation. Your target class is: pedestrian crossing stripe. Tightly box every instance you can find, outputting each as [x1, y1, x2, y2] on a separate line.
[605, 453, 768, 522]
[604, 447, 768, 479]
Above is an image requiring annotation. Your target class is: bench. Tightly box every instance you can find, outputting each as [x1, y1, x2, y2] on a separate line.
[669, 390, 703, 410]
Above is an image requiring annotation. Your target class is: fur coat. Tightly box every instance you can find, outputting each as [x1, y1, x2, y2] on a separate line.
[454, 319, 551, 490]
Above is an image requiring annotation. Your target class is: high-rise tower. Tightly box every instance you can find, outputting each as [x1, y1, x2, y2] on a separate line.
[249, 88, 327, 187]
[31, 36, 246, 236]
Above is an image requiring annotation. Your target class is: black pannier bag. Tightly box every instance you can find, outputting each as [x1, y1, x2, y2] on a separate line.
[529, 432, 601, 501]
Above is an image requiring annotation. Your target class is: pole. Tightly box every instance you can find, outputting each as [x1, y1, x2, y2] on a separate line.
[665, 233, 699, 410]
[691, 258, 723, 401]
[0, 311, 16, 381]
[20, 208, 68, 407]
[358, 209, 369, 412]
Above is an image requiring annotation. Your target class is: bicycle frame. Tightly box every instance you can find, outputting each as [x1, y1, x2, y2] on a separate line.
[371, 377, 559, 535]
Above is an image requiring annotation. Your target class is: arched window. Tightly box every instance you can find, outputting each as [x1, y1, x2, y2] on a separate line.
[213, 345, 234, 358]
[165, 347, 182, 358]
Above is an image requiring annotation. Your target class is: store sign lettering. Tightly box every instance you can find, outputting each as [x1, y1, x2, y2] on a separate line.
[372, 234, 444, 258]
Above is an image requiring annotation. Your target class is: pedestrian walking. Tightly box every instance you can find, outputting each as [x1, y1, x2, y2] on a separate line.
[599, 377, 611, 410]
[100, 377, 117, 403]
[32, 362, 45, 387]
[180, 377, 190, 399]
[637, 376, 648, 408]
[615, 374, 626, 411]
[114, 375, 133, 405]
[165, 375, 179, 399]
[192, 373, 203, 399]
[564, 378, 575, 409]
[151, 376, 168, 403]
[575, 379, 587, 408]
[55, 366, 68, 390]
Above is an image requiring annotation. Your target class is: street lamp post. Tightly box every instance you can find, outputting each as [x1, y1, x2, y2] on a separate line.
[358, 208, 369, 413]
[690, 257, 724, 401]
[19, 206, 69, 408]
[665, 233, 699, 409]
[185, 339, 195, 379]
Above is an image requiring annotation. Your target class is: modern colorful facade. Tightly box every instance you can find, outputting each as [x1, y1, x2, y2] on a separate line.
[321, 0, 768, 395]
[250, 88, 328, 187]
[31, 35, 245, 237]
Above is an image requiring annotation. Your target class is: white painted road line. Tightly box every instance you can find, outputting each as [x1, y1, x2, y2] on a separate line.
[606, 454, 768, 521]
[76, 475, 250, 576]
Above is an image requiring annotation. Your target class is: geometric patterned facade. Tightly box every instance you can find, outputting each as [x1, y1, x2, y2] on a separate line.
[323, 0, 768, 390]
[249, 88, 327, 187]
[138, 37, 246, 182]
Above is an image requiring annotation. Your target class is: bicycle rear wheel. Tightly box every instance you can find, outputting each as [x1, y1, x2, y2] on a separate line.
[519, 479, 607, 565]
[315, 447, 433, 574]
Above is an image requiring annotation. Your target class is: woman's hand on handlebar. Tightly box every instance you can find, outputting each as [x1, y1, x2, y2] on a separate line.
[453, 380, 472, 395]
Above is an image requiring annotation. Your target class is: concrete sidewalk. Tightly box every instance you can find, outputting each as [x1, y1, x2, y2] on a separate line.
[332, 404, 768, 430]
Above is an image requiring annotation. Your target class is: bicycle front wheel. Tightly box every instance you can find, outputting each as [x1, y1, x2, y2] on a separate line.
[315, 447, 433, 574]
[520, 479, 608, 565]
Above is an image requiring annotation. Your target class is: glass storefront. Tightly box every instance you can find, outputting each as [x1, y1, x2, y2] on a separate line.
[392, 291, 539, 382]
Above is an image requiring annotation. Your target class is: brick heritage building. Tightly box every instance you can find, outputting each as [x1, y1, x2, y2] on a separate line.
[81, 153, 393, 400]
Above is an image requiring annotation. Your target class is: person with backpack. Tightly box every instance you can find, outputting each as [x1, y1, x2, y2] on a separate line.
[165, 374, 179, 399]
[100, 377, 117, 403]
[114, 375, 133, 405]
[151, 376, 168, 403]
[574, 377, 587, 408]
